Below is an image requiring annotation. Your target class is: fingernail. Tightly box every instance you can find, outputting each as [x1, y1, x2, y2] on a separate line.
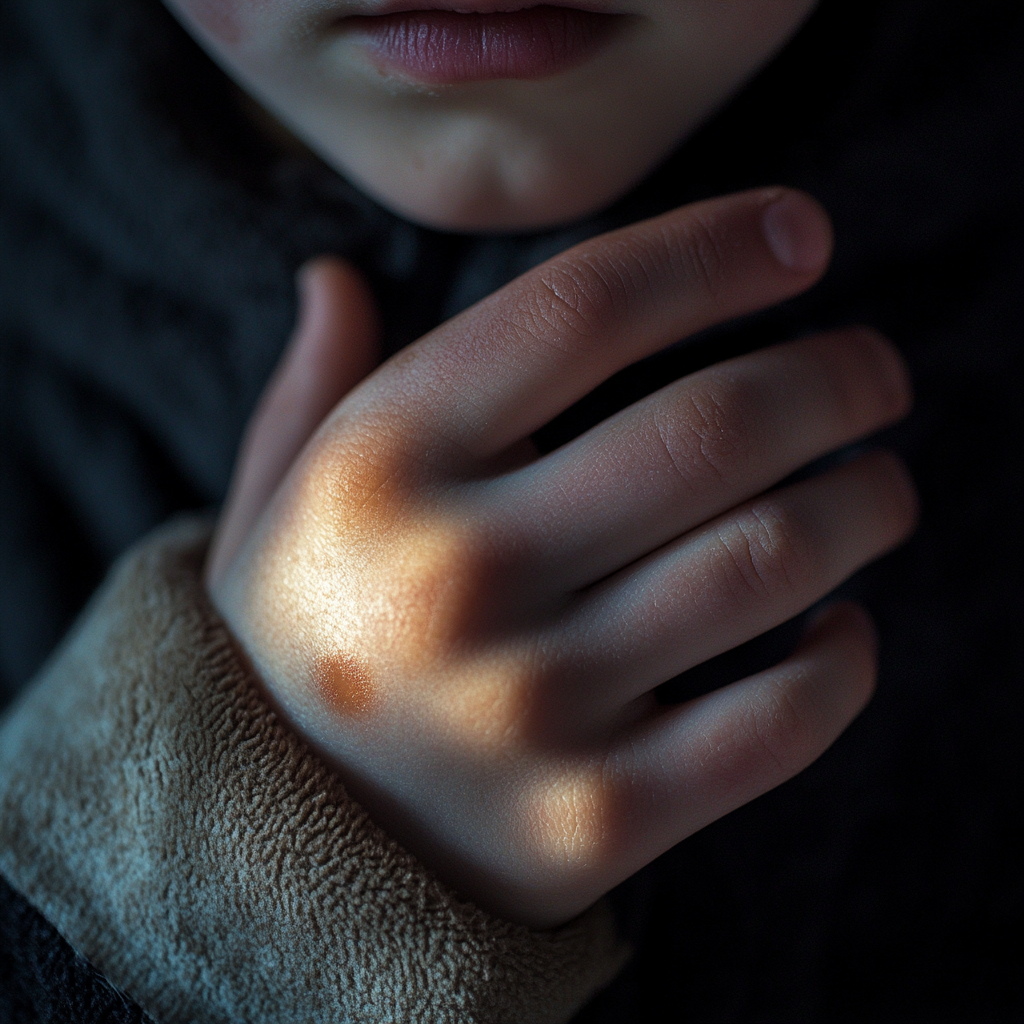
[804, 601, 877, 649]
[762, 191, 833, 274]
[862, 329, 913, 410]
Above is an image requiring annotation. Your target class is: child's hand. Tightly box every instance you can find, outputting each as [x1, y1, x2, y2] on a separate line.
[207, 189, 916, 929]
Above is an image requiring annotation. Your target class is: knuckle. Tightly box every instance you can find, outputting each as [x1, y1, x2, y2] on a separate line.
[677, 212, 731, 299]
[718, 500, 815, 600]
[745, 677, 817, 778]
[648, 380, 753, 492]
[531, 247, 643, 344]
[528, 269, 603, 348]
[290, 436, 411, 544]
[532, 761, 619, 869]
[680, 378, 757, 484]
[521, 211, 738, 356]
[450, 662, 537, 747]
[386, 525, 500, 655]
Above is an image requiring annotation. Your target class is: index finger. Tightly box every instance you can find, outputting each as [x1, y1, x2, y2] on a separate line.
[359, 188, 833, 466]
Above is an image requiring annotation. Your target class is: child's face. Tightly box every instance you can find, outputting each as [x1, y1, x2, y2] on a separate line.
[165, 1, 817, 231]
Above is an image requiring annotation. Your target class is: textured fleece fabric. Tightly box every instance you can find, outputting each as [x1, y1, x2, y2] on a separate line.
[0, 518, 626, 1024]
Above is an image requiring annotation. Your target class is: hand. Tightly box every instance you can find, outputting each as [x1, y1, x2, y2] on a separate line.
[207, 189, 917, 929]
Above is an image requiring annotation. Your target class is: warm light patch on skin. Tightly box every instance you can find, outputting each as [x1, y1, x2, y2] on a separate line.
[299, 433, 414, 546]
[238, 427, 558, 751]
[524, 762, 616, 871]
[312, 653, 377, 717]
[242, 435, 505, 725]
[382, 526, 491, 659]
[439, 657, 537, 748]
[292, 433, 499, 653]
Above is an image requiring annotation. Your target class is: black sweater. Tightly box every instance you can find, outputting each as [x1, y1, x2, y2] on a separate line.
[1, 0, 1021, 1018]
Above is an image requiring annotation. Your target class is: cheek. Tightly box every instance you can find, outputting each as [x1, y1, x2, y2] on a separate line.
[175, 0, 247, 45]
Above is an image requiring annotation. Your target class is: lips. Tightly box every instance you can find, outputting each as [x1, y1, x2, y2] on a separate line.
[342, 5, 624, 84]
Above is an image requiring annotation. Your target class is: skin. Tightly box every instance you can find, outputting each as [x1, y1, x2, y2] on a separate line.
[163, 0, 820, 231]
[168, 0, 917, 931]
[207, 190, 917, 927]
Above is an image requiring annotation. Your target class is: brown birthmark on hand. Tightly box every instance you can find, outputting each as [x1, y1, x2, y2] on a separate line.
[313, 654, 377, 717]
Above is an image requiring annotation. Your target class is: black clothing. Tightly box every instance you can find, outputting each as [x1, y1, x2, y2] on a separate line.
[0, 876, 154, 1024]
[1, 0, 1021, 1019]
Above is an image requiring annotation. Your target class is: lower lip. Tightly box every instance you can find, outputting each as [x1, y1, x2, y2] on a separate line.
[344, 6, 623, 84]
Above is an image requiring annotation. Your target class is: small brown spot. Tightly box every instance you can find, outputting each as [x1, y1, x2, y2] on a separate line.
[312, 654, 376, 717]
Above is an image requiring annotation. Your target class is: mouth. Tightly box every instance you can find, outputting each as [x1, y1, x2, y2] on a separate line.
[340, 4, 627, 85]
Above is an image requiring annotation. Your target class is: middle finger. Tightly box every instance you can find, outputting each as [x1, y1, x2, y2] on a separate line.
[482, 327, 911, 589]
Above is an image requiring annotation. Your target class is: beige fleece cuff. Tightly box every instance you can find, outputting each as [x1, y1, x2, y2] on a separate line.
[0, 518, 627, 1024]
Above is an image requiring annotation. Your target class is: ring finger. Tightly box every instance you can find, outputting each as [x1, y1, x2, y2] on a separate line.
[550, 449, 917, 709]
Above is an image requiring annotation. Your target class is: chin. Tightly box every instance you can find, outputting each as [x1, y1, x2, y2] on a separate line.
[341, 162, 638, 234]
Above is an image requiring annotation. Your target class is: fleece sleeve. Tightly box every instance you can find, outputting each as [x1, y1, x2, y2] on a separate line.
[0, 517, 627, 1024]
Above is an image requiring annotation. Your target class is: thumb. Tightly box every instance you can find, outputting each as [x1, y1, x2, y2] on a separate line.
[207, 257, 379, 588]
